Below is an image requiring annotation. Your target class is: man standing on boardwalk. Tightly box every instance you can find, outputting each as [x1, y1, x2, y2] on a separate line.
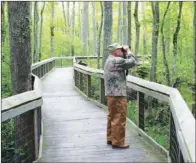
[104, 43, 137, 149]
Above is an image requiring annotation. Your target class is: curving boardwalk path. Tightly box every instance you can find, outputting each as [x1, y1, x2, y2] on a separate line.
[36, 67, 167, 162]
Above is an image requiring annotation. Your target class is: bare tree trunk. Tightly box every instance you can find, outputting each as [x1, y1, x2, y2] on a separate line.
[134, 2, 140, 55]
[8, 3, 32, 162]
[92, 2, 97, 56]
[50, 2, 54, 58]
[127, 2, 132, 48]
[66, 2, 70, 29]
[39, 2, 45, 61]
[1, 1, 5, 44]
[122, 2, 128, 45]
[97, 2, 103, 69]
[172, 2, 183, 86]
[71, 2, 75, 56]
[81, 2, 89, 55]
[161, 2, 171, 85]
[150, 2, 159, 82]
[193, 2, 196, 117]
[102, 2, 113, 68]
[142, 2, 147, 55]
[8, 1, 32, 94]
[62, 2, 66, 34]
[78, 2, 81, 38]
[33, 2, 39, 63]
[117, 2, 121, 43]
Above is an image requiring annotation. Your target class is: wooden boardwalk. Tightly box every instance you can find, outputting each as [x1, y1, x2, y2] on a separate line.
[36, 68, 167, 162]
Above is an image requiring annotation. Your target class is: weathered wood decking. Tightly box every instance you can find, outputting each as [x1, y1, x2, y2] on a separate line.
[36, 68, 167, 162]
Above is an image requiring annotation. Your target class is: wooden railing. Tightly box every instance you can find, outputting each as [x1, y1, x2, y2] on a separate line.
[73, 57, 195, 163]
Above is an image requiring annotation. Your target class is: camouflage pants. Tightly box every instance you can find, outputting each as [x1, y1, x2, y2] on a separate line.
[107, 96, 127, 146]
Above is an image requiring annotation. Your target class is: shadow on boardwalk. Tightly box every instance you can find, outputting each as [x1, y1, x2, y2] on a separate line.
[36, 67, 167, 162]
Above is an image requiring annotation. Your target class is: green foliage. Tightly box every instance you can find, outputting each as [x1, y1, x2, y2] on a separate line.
[91, 74, 100, 101]
[127, 101, 137, 124]
[1, 120, 15, 162]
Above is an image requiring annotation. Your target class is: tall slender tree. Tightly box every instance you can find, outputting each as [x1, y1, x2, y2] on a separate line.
[161, 2, 171, 85]
[39, 2, 45, 61]
[134, 2, 140, 55]
[97, 2, 103, 69]
[122, 2, 128, 45]
[62, 2, 66, 34]
[92, 2, 97, 56]
[102, 2, 113, 68]
[150, 2, 159, 82]
[81, 2, 89, 55]
[50, 2, 54, 57]
[33, 2, 39, 63]
[71, 2, 75, 56]
[172, 2, 183, 86]
[66, 2, 70, 30]
[117, 2, 122, 44]
[127, 2, 132, 48]
[1, 1, 5, 44]
[142, 2, 147, 55]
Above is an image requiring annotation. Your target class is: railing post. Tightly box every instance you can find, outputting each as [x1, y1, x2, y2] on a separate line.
[42, 65, 43, 77]
[100, 78, 106, 105]
[87, 75, 91, 97]
[137, 91, 145, 130]
[34, 109, 38, 159]
[78, 72, 81, 90]
[80, 72, 83, 91]
[61, 59, 63, 67]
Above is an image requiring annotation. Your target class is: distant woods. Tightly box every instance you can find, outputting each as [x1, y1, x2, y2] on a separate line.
[2, 2, 196, 111]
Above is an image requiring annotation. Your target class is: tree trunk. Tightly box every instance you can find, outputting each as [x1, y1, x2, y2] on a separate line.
[122, 2, 128, 45]
[50, 2, 54, 58]
[62, 2, 66, 34]
[193, 2, 196, 117]
[33, 2, 39, 63]
[66, 2, 70, 29]
[97, 2, 103, 69]
[150, 2, 159, 82]
[1, 1, 5, 44]
[81, 2, 89, 55]
[102, 2, 113, 68]
[172, 2, 183, 86]
[161, 2, 171, 85]
[127, 2, 132, 48]
[8, 3, 32, 162]
[134, 2, 140, 55]
[142, 2, 147, 55]
[39, 2, 45, 61]
[78, 2, 81, 38]
[92, 2, 97, 56]
[71, 2, 75, 56]
[117, 2, 122, 44]
[8, 1, 32, 94]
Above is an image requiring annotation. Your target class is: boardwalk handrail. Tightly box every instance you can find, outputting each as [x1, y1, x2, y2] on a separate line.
[73, 59, 195, 163]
